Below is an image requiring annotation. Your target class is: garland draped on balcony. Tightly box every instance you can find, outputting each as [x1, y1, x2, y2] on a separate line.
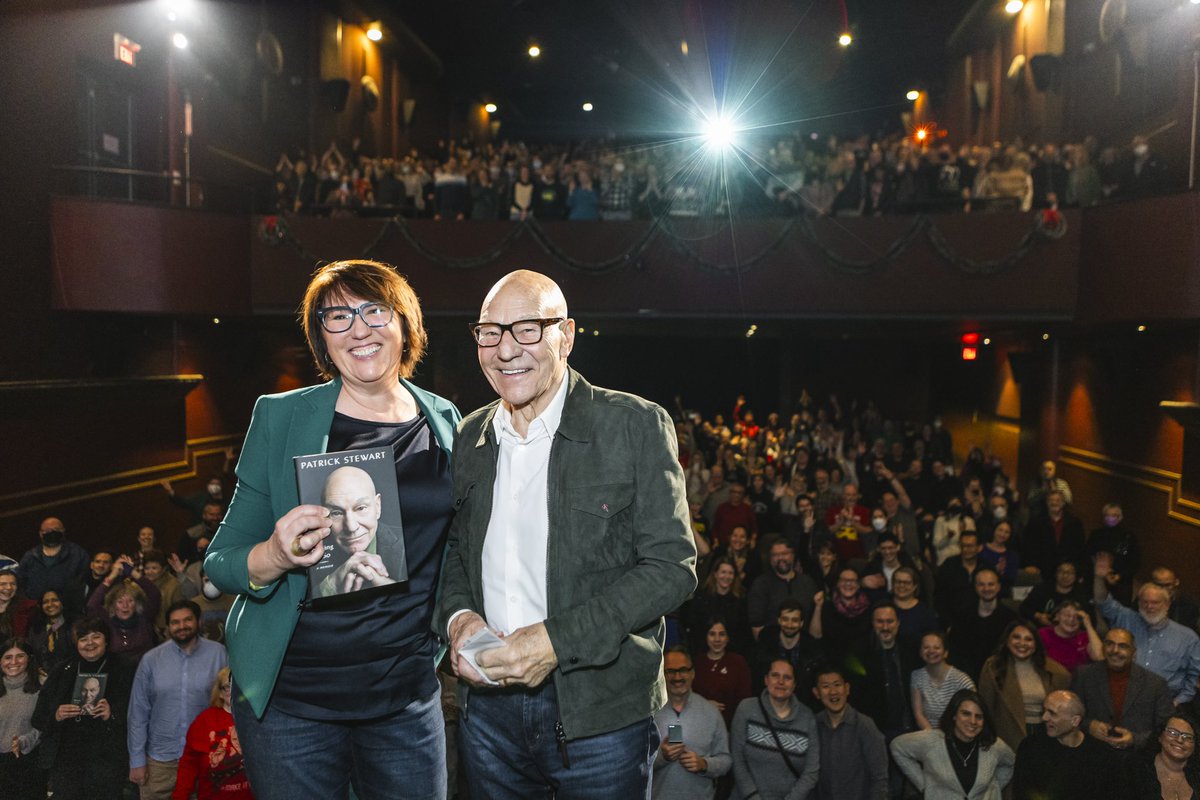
[258, 208, 1067, 277]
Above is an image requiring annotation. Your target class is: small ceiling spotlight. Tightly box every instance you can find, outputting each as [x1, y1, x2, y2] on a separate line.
[484, 103, 497, 113]
[528, 44, 541, 58]
[838, 32, 853, 47]
[1005, 0, 1024, 14]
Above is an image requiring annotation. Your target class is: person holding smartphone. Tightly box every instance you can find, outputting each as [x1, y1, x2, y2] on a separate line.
[653, 647, 731, 800]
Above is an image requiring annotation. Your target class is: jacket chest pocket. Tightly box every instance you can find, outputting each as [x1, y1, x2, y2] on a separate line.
[566, 482, 635, 568]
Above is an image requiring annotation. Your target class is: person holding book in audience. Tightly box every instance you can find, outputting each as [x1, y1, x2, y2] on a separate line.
[205, 259, 461, 800]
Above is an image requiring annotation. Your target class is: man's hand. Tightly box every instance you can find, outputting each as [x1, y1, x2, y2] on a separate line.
[11, 735, 20, 757]
[659, 737, 685, 762]
[447, 611, 489, 685]
[813, 591, 825, 608]
[678, 750, 708, 773]
[92, 698, 112, 721]
[130, 766, 147, 785]
[1088, 720, 1133, 749]
[1094, 552, 1113, 579]
[476, 622, 558, 688]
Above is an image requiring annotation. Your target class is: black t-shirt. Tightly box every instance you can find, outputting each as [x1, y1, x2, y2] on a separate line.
[272, 412, 452, 720]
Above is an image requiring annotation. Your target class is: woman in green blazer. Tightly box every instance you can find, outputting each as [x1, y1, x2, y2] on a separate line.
[205, 260, 460, 800]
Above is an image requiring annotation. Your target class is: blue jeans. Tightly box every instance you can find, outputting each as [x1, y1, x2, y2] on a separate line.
[460, 681, 657, 800]
[233, 683, 446, 800]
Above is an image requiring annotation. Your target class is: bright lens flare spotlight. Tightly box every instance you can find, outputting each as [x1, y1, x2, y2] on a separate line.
[906, 90, 921, 101]
[528, 44, 541, 58]
[1005, 0, 1024, 13]
[838, 32, 853, 47]
[702, 116, 738, 151]
[484, 103, 497, 114]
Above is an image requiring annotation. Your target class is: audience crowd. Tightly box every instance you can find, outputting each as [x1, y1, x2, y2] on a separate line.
[3, 390, 1200, 799]
[269, 129, 1173, 222]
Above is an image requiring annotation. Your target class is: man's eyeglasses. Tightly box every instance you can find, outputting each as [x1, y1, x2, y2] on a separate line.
[317, 302, 394, 333]
[1165, 727, 1196, 743]
[470, 318, 563, 347]
[663, 667, 694, 676]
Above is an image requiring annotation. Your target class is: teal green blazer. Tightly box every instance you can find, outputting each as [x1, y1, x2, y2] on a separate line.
[204, 378, 460, 718]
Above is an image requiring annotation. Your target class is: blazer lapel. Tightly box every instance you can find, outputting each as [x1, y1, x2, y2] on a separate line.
[281, 381, 339, 510]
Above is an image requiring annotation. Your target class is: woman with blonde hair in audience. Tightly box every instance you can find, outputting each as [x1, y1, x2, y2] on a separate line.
[174, 667, 253, 799]
[978, 620, 1070, 751]
[1037, 599, 1102, 674]
[684, 559, 751, 655]
[709, 525, 760, 592]
[87, 554, 161, 663]
[0, 638, 46, 799]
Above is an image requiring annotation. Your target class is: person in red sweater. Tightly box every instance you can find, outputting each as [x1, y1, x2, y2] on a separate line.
[174, 668, 253, 800]
[713, 484, 758, 548]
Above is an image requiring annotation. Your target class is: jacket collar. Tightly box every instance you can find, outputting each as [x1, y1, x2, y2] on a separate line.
[473, 367, 593, 448]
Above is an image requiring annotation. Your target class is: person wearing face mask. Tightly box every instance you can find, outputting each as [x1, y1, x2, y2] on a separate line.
[1084, 502, 1140, 606]
[17, 518, 90, 617]
[161, 462, 233, 525]
[1117, 134, 1168, 199]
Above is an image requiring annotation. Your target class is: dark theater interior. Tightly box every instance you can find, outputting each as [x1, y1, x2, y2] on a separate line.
[5, 0, 1200, 798]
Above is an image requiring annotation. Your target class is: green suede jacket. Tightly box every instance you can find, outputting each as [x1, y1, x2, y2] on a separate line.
[204, 377, 460, 719]
[433, 368, 696, 740]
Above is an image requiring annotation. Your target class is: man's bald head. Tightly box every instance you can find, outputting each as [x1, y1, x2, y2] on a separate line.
[480, 269, 568, 320]
[323, 466, 382, 554]
[475, 269, 576, 429]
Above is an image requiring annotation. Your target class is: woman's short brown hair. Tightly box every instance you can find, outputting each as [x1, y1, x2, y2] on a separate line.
[299, 260, 427, 381]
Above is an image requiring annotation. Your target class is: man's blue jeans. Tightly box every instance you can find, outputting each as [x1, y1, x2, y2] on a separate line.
[459, 681, 657, 800]
[233, 684, 446, 800]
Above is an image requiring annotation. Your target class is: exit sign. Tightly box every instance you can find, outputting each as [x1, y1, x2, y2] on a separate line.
[114, 33, 141, 67]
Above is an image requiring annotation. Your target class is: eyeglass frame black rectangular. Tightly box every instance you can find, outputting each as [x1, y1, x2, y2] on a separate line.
[316, 301, 394, 333]
[469, 317, 564, 347]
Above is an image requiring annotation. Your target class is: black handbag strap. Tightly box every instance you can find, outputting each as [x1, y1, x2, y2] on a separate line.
[756, 695, 801, 779]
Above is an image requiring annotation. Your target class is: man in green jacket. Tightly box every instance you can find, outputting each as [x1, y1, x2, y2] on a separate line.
[434, 269, 696, 798]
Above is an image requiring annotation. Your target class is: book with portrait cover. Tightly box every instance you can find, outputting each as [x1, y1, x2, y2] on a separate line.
[73, 673, 107, 713]
[293, 445, 407, 604]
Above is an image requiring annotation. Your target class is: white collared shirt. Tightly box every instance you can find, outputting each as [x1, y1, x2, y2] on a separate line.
[479, 370, 570, 634]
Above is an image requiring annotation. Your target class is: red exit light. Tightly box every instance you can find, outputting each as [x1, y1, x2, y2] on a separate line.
[114, 33, 141, 67]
